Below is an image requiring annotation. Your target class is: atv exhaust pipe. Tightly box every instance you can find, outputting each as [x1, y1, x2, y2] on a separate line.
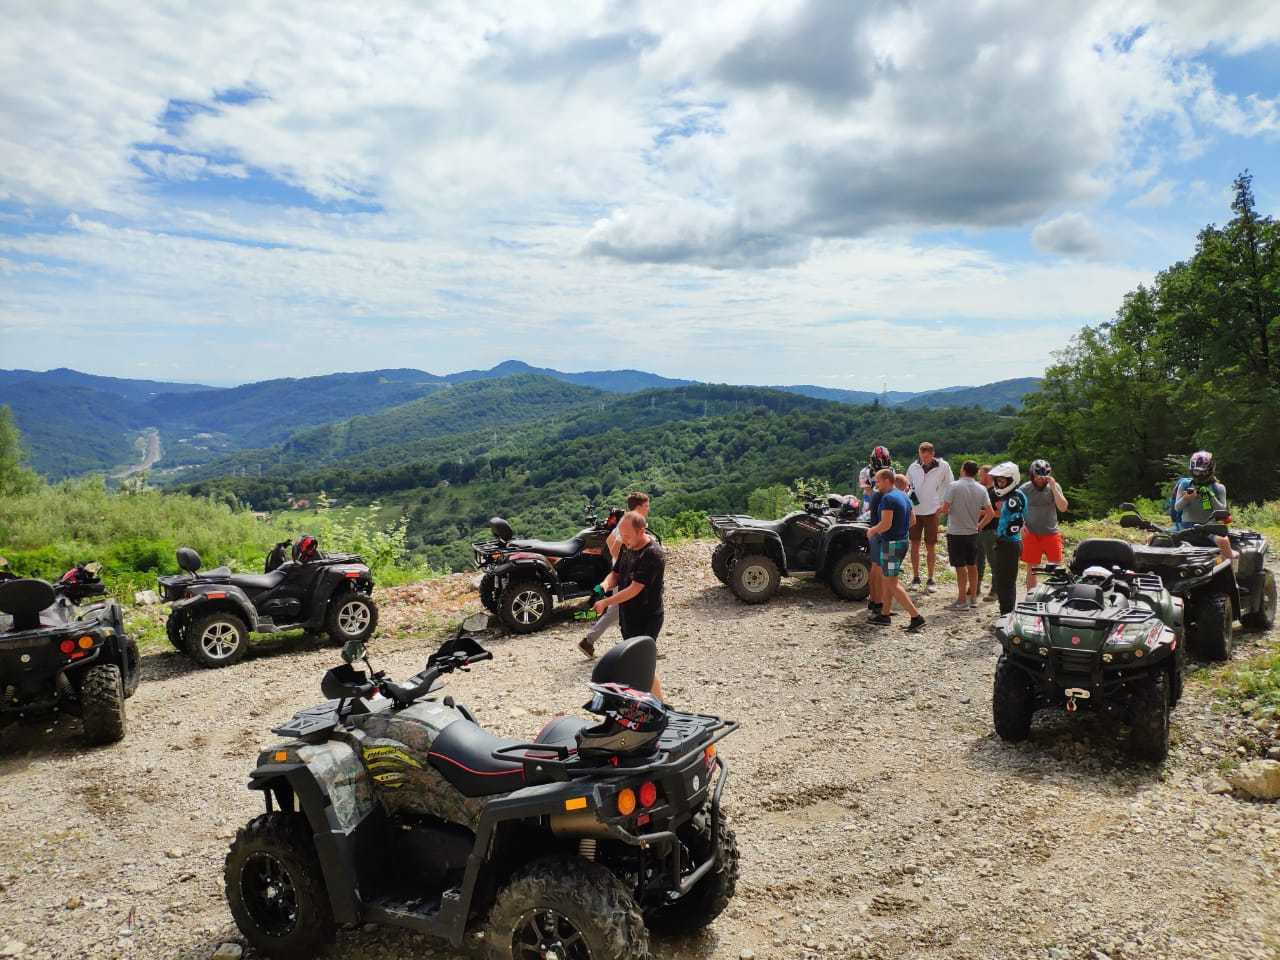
[550, 809, 611, 840]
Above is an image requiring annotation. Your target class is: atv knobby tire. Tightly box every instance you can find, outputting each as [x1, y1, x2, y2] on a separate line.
[1127, 670, 1170, 764]
[480, 574, 499, 612]
[225, 813, 334, 960]
[829, 551, 872, 601]
[122, 637, 141, 699]
[710, 543, 735, 586]
[326, 592, 378, 645]
[1242, 569, 1276, 630]
[992, 655, 1035, 743]
[729, 554, 780, 604]
[499, 580, 553, 634]
[166, 613, 188, 654]
[482, 856, 647, 960]
[188, 611, 250, 669]
[1193, 592, 1233, 662]
[647, 814, 739, 937]
[80, 663, 126, 744]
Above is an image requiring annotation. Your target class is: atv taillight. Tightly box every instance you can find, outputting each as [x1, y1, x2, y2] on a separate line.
[638, 781, 658, 808]
[59, 639, 75, 654]
[704, 744, 717, 766]
[344, 571, 360, 579]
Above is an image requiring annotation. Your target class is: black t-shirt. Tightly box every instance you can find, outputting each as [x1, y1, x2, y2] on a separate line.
[978, 486, 998, 529]
[614, 538, 665, 622]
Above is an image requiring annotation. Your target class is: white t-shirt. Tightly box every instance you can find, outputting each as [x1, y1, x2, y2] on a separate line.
[857, 465, 873, 492]
[906, 458, 954, 516]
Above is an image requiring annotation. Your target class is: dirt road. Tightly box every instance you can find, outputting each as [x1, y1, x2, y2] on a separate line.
[110, 428, 162, 481]
[1, 542, 1276, 960]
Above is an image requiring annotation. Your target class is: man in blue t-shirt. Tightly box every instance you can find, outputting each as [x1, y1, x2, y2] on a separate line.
[988, 461, 1028, 615]
[865, 468, 925, 632]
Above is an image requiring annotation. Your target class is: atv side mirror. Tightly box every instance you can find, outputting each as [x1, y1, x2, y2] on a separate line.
[1117, 503, 1138, 514]
[1119, 515, 1143, 528]
[341, 639, 367, 664]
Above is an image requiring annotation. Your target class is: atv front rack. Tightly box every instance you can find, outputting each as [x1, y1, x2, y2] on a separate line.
[1013, 600, 1156, 625]
[493, 716, 738, 781]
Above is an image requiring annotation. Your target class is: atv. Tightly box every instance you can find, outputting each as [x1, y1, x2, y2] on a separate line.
[473, 505, 624, 634]
[0, 565, 141, 745]
[1118, 502, 1274, 661]
[157, 536, 377, 669]
[224, 623, 739, 960]
[709, 494, 871, 605]
[992, 538, 1185, 763]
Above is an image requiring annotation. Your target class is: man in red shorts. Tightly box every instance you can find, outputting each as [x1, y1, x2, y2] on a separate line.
[1019, 459, 1069, 590]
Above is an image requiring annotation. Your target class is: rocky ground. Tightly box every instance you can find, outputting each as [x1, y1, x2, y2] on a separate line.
[1, 542, 1277, 960]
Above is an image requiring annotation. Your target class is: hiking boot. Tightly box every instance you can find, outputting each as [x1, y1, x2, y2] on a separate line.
[869, 613, 893, 626]
[904, 615, 927, 633]
[577, 637, 596, 659]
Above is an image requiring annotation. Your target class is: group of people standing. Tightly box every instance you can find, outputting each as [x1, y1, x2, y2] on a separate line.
[859, 445, 1070, 625]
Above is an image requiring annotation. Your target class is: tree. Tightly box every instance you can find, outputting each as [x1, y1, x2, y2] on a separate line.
[0, 405, 40, 497]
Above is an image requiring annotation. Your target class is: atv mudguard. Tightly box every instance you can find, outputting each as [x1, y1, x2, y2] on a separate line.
[720, 529, 788, 573]
[487, 555, 561, 591]
[816, 523, 870, 573]
[170, 583, 260, 632]
[306, 565, 376, 631]
[1177, 562, 1242, 619]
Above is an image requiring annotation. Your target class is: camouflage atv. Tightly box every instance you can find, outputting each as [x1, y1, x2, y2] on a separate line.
[992, 538, 1185, 763]
[224, 620, 739, 960]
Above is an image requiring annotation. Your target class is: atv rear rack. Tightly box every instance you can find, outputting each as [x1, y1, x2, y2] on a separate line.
[493, 716, 738, 781]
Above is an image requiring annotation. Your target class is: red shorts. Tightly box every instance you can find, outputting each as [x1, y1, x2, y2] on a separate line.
[1021, 530, 1063, 565]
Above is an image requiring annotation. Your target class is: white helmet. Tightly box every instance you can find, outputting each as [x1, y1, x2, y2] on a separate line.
[988, 461, 1021, 493]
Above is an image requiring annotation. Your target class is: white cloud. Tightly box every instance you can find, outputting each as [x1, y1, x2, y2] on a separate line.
[1031, 213, 1108, 259]
[1128, 179, 1178, 208]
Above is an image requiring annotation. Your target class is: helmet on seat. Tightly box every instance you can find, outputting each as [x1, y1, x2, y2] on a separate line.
[576, 682, 668, 760]
[1189, 450, 1214, 480]
[292, 535, 321, 564]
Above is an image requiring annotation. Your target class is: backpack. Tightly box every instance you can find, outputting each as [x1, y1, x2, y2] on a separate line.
[1168, 477, 1192, 528]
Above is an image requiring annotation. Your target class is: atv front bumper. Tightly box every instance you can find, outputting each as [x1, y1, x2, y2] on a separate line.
[1000, 646, 1169, 705]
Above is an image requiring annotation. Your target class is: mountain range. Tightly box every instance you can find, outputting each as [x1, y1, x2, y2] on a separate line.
[0, 362, 1041, 478]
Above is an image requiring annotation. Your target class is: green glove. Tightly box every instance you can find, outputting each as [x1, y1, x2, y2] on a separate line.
[592, 584, 606, 598]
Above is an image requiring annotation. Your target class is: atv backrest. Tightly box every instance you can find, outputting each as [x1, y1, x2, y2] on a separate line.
[177, 546, 202, 573]
[1070, 539, 1136, 575]
[592, 636, 656, 693]
[0, 578, 56, 631]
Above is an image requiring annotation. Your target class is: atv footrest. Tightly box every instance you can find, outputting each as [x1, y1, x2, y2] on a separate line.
[365, 890, 454, 936]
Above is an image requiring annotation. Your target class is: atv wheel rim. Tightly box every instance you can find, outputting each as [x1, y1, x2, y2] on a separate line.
[241, 851, 298, 937]
[840, 561, 869, 591]
[337, 599, 370, 635]
[199, 621, 240, 660]
[513, 908, 590, 960]
[1264, 576, 1277, 621]
[511, 590, 546, 625]
[741, 565, 771, 593]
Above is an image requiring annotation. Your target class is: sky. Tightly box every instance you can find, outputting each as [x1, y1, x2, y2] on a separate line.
[1, 1, 1278, 391]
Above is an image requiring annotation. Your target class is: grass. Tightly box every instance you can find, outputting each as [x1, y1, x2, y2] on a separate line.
[1203, 646, 1280, 722]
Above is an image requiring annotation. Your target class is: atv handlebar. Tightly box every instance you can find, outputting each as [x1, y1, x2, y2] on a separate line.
[378, 649, 493, 708]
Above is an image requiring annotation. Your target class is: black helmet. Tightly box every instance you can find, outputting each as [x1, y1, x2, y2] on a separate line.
[576, 682, 668, 760]
[292, 534, 321, 563]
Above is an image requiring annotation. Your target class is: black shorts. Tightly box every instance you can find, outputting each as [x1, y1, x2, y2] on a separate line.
[947, 534, 979, 568]
[620, 608, 664, 641]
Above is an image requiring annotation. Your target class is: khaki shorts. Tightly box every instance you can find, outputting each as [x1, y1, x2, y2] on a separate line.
[909, 512, 940, 545]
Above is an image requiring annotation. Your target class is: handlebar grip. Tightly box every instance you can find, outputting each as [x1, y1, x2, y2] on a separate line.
[468, 651, 494, 664]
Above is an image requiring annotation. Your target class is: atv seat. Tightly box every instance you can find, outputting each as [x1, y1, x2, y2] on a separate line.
[1070, 539, 1136, 575]
[428, 718, 527, 797]
[508, 538, 584, 558]
[198, 566, 233, 579]
[1064, 583, 1105, 610]
[226, 569, 288, 592]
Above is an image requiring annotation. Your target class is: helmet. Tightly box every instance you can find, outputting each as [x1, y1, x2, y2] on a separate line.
[576, 682, 668, 760]
[291, 534, 321, 564]
[870, 446, 892, 471]
[1189, 450, 1214, 480]
[1030, 459, 1052, 478]
[989, 461, 1021, 493]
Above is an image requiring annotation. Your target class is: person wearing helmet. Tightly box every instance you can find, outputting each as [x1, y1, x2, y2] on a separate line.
[1018, 459, 1069, 590]
[859, 446, 893, 517]
[861, 446, 892, 616]
[988, 462, 1028, 614]
[866, 468, 926, 632]
[1172, 452, 1235, 562]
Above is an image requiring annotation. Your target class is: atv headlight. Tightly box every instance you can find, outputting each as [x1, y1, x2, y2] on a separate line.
[1014, 614, 1045, 639]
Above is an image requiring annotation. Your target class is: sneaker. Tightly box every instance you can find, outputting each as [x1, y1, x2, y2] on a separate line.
[869, 613, 893, 626]
[968, 598, 979, 610]
[867, 600, 881, 613]
[904, 615, 927, 633]
[910, 576, 922, 589]
[867, 609, 891, 621]
[983, 593, 997, 603]
[925, 579, 937, 593]
[577, 637, 596, 659]
[947, 600, 969, 611]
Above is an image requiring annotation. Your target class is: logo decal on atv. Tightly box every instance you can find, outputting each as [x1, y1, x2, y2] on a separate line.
[1071, 635, 1081, 645]
[371, 772, 406, 788]
[362, 745, 423, 770]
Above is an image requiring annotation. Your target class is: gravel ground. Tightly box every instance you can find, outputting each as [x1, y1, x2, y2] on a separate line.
[1, 541, 1277, 960]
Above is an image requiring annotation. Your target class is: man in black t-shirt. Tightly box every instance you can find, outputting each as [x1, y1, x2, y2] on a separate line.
[593, 511, 666, 698]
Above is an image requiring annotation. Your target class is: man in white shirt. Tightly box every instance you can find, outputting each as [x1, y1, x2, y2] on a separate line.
[905, 442, 953, 592]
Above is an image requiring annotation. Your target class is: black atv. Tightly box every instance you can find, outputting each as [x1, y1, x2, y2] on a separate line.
[992, 538, 1185, 763]
[224, 624, 739, 960]
[709, 495, 871, 605]
[473, 505, 624, 634]
[0, 566, 141, 745]
[1118, 503, 1274, 661]
[157, 537, 378, 669]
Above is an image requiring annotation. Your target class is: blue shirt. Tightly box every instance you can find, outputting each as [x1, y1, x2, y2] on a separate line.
[879, 489, 913, 542]
[996, 489, 1028, 542]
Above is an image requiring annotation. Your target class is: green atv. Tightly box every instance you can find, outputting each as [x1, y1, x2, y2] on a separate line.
[991, 538, 1185, 763]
